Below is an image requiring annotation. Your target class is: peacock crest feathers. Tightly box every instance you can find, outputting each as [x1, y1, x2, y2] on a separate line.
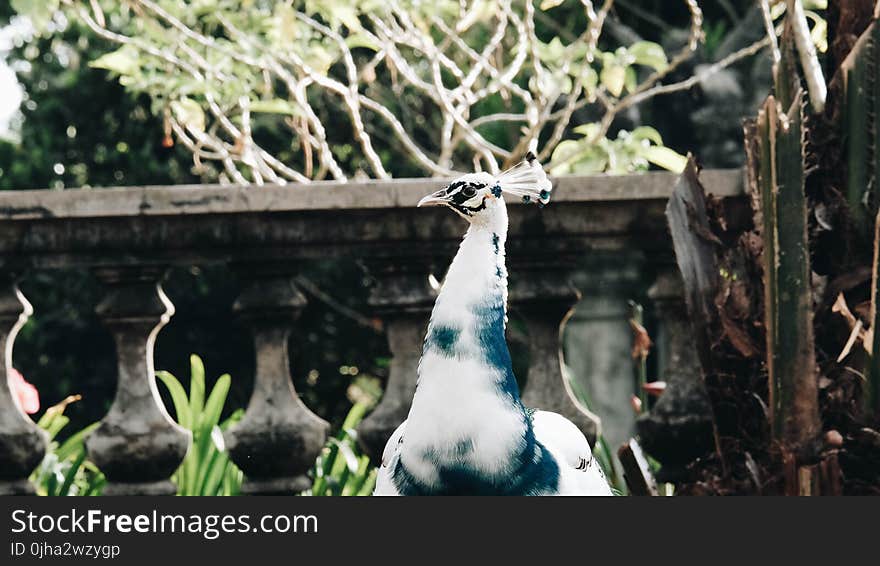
[494, 152, 553, 206]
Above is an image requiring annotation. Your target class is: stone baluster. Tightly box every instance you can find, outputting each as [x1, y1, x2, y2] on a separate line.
[356, 257, 437, 461]
[563, 256, 644, 450]
[225, 266, 328, 495]
[85, 265, 190, 495]
[508, 255, 601, 445]
[636, 268, 713, 478]
[0, 273, 47, 495]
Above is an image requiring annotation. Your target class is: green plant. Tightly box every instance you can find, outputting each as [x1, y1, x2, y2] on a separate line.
[30, 396, 105, 496]
[306, 402, 377, 496]
[12, 0, 761, 182]
[550, 126, 687, 176]
[563, 363, 626, 495]
[156, 355, 244, 496]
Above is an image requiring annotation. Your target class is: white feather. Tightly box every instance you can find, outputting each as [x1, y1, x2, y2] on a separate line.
[493, 152, 552, 204]
[375, 152, 610, 495]
[532, 411, 613, 496]
[374, 421, 406, 496]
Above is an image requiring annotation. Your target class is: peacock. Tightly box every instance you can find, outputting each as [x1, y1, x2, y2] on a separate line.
[374, 153, 612, 496]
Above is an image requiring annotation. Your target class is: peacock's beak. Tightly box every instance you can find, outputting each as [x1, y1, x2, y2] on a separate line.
[417, 189, 449, 208]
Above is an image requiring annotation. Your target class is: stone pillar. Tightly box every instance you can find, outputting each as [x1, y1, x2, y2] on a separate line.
[509, 256, 601, 445]
[563, 257, 643, 451]
[0, 273, 47, 495]
[86, 265, 190, 495]
[636, 268, 713, 477]
[225, 266, 329, 495]
[357, 257, 436, 461]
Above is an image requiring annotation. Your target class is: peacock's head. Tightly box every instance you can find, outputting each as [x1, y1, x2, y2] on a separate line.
[417, 152, 553, 223]
[417, 172, 497, 220]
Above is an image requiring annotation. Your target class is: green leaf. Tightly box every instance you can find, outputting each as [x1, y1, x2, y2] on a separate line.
[550, 140, 586, 175]
[570, 146, 610, 174]
[555, 73, 573, 95]
[631, 126, 664, 145]
[342, 402, 368, 430]
[304, 44, 337, 76]
[58, 450, 87, 496]
[578, 66, 599, 94]
[171, 98, 206, 133]
[249, 99, 301, 116]
[220, 408, 244, 430]
[36, 410, 59, 432]
[537, 37, 566, 64]
[189, 355, 206, 418]
[806, 11, 828, 53]
[625, 66, 637, 93]
[55, 422, 100, 462]
[642, 146, 688, 172]
[356, 469, 378, 496]
[539, 0, 565, 10]
[204, 374, 231, 429]
[600, 63, 626, 97]
[44, 415, 70, 440]
[334, 5, 362, 31]
[572, 123, 600, 138]
[11, 0, 60, 30]
[89, 47, 141, 77]
[45, 463, 59, 496]
[156, 370, 192, 429]
[628, 41, 668, 72]
[197, 445, 227, 495]
[550, 139, 585, 167]
[345, 32, 381, 52]
[342, 455, 372, 495]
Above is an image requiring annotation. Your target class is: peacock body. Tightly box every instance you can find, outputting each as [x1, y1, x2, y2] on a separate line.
[374, 155, 612, 496]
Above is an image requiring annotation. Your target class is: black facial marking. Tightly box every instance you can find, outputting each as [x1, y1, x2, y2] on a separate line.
[446, 181, 489, 216]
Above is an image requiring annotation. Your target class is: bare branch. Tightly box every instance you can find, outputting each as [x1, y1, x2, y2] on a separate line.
[63, 0, 765, 182]
[786, 0, 826, 113]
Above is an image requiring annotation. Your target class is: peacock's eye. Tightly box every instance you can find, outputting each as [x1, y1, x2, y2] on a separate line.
[461, 186, 477, 198]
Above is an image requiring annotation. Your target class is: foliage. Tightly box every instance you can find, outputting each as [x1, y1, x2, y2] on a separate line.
[306, 402, 377, 496]
[0, 14, 199, 190]
[550, 125, 686, 175]
[0, 16, 206, 437]
[29, 396, 105, 496]
[156, 355, 244, 496]
[5, 1, 783, 183]
[28, 354, 381, 496]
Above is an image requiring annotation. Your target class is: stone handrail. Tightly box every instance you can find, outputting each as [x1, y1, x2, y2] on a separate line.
[0, 169, 744, 495]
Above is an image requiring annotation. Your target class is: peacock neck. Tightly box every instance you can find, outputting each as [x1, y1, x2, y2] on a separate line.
[434, 209, 509, 318]
[419, 200, 521, 401]
[396, 200, 555, 494]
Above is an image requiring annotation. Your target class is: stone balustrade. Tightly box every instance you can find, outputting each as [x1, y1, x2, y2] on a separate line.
[0, 170, 743, 495]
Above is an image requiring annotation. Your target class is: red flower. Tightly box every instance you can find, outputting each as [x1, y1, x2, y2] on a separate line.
[641, 381, 667, 397]
[630, 395, 643, 415]
[8, 368, 39, 415]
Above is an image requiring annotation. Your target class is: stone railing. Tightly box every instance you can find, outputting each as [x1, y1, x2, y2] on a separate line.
[0, 170, 743, 495]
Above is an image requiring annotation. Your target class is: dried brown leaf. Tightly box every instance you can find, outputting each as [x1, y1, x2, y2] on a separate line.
[720, 314, 759, 358]
[629, 319, 653, 360]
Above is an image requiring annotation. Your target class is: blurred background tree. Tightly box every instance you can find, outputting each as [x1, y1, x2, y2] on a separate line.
[0, 1, 818, 439]
[7, 0, 783, 184]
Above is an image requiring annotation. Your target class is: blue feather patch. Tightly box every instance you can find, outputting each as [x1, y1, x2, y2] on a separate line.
[426, 324, 461, 356]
